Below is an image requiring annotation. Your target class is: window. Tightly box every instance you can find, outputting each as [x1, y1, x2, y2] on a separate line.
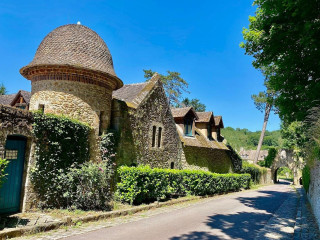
[207, 124, 212, 139]
[38, 104, 45, 113]
[5, 150, 18, 160]
[158, 127, 162, 148]
[99, 111, 104, 136]
[152, 126, 156, 147]
[170, 162, 174, 169]
[184, 119, 193, 136]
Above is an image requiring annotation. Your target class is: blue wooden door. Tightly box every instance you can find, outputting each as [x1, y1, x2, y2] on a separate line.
[0, 136, 26, 214]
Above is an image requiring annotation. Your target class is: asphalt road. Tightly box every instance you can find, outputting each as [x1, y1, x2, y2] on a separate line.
[63, 181, 294, 240]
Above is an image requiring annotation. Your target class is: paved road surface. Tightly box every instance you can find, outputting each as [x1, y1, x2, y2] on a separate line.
[63, 182, 294, 240]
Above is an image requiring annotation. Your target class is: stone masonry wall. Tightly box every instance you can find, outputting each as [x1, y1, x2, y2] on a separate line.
[308, 161, 320, 227]
[30, 80, 112, 135]
[0, 105, 36, 211]
[112, 82, 185, 169]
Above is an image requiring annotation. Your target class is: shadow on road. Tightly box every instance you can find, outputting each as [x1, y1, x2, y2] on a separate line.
[170, 187, 294, 240]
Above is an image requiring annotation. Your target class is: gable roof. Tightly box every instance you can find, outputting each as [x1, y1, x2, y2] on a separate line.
[0, 93, 16, 106]
[214, 116, 224, 128]
[112, 73, 160, 109]
[171, 107, 199, 120]
[175, 124, 228, 150]
[195, 112, 214, 123]
[0, 90, 31, 106]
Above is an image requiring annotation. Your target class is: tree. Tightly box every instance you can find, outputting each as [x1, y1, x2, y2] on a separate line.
[241, 0, 320, 124]
[180, 98, 206, 112]
[143, 70, 188, 106]
[252, 91, 275, 163]
[0, 83, 6, 95]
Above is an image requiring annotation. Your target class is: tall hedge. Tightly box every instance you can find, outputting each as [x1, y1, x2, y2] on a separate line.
[116, 166, 251, 204]
[240, 161, 267, 183]
[31, 113, 91, 208]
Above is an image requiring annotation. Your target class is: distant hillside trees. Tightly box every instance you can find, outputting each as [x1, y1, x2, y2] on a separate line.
[221, 127, 282, 151]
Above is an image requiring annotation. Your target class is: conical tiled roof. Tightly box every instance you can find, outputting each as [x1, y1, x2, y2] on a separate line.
[20, 24, 122, 89]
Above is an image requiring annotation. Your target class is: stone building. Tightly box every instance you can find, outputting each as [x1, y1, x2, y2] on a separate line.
[171, 107, 233, 173]
[0, 23, 237, 214]
[20, 24, 123, 135]
[0, 90, 31, 110]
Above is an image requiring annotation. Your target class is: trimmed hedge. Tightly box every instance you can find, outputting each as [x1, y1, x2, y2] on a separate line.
[116, 166, 251, 204]
[240, 161, 267, 183]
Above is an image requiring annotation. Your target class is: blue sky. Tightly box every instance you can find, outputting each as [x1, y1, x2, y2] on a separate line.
[0, 0, 280, 131]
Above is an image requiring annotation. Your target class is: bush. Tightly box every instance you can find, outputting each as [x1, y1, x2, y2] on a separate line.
[116, 166, 251, 204]
[60, 162, 111, 210]
[302, 165, 310, 192]
[0, 158, 9, 188]
[265, 148, 277, 167]
[30, 113, 91, 208]
[240, 161, 267, 183]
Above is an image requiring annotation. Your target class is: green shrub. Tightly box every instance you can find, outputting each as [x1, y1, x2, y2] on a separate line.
[60, 162, 111, 210]
[30, 113, 91, 208]
[302, 165, 310, 192]
[0, 158, 9, 188]
[240, 161, 267, 183]
[116, 166, 251, 204]
[265, 148, 277, 167]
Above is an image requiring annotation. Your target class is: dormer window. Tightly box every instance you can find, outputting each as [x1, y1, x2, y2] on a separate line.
[184, 118, 193, 136]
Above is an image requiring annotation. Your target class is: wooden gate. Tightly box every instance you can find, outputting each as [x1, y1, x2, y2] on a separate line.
[0, 136, 26, 214]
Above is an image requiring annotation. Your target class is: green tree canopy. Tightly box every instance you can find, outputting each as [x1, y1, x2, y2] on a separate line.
[0, 83, 6, 95]
[241, 0, 320, 123]
[180, 98, 206, 112]
[143, 69, 189, 106]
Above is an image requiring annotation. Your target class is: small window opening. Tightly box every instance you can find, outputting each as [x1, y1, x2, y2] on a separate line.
[158, 127, 162, 148]
[38, 104, 45, 114]
[170, 162, 174, 169]
[184, 119, 193, 136]
[152, 126, 156, 147]
[99, 111, 104, 136]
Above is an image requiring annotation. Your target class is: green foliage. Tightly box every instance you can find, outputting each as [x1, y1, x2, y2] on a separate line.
[180, 98, 206, 112]
[241, 0, 320, 123]
[240, 161, 267, 183]
[302, 165, 310, 192]
[221, 127, 282, 150]
[0, 158, 9, 188]
[0, 83, 6, 95]
[251, 91, 275, 113]
[277, 167, 293, 180]
[143, 69, 189, 106]
[264, 147, 277, 167]
[281, 121, 307, 158]
[60, 161, 111, 210]
[30, 113, 91, 208]
[116, 166, 251, 205]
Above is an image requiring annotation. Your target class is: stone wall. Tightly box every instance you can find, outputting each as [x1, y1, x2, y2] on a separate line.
[30, 80, 112, 135]
[308, 161, 320, 227]
[0, 105, 36, 211]
[259, 168, 273, 184]
[112, 81, 185, 169]
[182, 146, 233, 173]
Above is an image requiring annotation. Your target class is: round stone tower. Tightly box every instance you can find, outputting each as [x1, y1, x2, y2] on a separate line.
[20, 24, 123, 135]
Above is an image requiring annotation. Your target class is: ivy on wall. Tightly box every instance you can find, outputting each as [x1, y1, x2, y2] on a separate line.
[30, 113, 91, 208]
